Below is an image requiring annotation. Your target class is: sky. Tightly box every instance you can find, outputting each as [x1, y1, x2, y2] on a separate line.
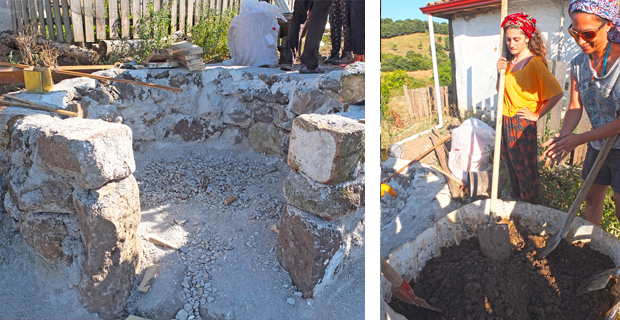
[381, 0, 448, 22]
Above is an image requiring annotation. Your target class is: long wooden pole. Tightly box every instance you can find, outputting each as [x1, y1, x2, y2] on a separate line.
[0, 99, 79, 117]
[0, 61, 183, 93]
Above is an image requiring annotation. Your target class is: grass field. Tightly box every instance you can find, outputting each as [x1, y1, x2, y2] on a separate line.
[381, 33, 449, 57]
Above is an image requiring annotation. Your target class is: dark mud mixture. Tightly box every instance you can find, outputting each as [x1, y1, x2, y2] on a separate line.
[388, 221, 618, 319]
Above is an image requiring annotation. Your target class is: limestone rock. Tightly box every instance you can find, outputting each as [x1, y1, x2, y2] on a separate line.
[4, 190, 24, 222]
[9, 165, 75, 213]
[283, 170, 364, 219]
[222, 103, 253, 128]
[339, 62, 365, 105]
[288, 114, 364, 185]
[0, 107, 51, 159]
[73, 175, 142, 319]
[248, 122, 282, 155]
[277, 205, 342, 298]
[272, 106, 295, 131]
[174, 118, 207, 142]
[13, 115, 135, 189]
[19, 212, 78, 263]
[253, 104, 273, 123]
[288, 88, 325, 115]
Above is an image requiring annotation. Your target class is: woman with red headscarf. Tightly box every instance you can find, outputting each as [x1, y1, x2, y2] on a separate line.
[542, 0, 620, 225]
[496, 12, 564, 204]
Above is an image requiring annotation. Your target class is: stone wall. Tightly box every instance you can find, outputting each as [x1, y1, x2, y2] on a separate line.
[9, 63, 365, 156]
[1, 112, 141, 319]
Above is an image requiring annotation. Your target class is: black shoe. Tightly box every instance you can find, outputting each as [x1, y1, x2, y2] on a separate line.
[324, 53, 340, 65]
[280, 63, 293, 71]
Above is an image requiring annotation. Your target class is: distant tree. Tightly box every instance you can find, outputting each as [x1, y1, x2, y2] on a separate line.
[418, 41, 423, 49]
[391, 44, 398, 51]
[380, 18, 449, 38]
[438, 36, 443, 42]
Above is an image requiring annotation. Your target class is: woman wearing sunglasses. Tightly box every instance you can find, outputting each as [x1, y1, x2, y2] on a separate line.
[496, 12, 564, 203]
[541, 0, 620, 224]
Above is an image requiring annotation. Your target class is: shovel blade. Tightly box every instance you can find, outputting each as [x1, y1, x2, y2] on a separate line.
[477, 222, 510, 261]
[577, 266, 620, 296]
[536, 231, 562, 259]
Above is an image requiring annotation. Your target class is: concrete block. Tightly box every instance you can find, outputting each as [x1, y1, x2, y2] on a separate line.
[288, 114, 364, 185]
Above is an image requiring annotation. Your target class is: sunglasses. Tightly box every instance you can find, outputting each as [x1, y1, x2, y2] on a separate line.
[568, 21, 607, 41]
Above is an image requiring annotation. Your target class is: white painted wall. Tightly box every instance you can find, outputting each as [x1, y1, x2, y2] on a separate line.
[451, 0, 580, 117]
[0, 0, 13, 33]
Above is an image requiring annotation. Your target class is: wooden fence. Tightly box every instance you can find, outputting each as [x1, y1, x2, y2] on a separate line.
[402, 85, 452, 121]
[8, 0, 296, 44]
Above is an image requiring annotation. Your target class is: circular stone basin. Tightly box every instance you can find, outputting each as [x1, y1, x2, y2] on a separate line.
[382, 200, 620, 319]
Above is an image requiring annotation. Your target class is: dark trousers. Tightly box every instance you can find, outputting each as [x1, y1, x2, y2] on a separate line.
[349, 0, 364, 55]
[282, 0, 333, 69]
[500, 114, 539, 204]
[330, 0, 350, 55]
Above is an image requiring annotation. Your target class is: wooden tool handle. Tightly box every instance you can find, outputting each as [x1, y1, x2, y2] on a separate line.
[381, 257, 404, 287]
[0, 99, 79, 117]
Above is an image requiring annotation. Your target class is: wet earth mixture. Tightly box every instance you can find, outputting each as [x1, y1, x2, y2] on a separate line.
[389, 222, 618, 319]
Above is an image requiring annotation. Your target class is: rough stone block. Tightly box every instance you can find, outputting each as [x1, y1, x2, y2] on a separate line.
[73, 175, 142, 319]
[283, 170, 364, 219]
[14, 115, 135, 189]
[248, 122, 282, 155]
[288, 114, 364, 185]
[288, 88, 325, 115]
[173, 118, 207, 142]
[0, 107, 52, 159]
[276, 205, 342, 298]
[339, 62, 365, 105]
[9, 165, 75, 213]
[222, 102, 253, 128]
[19, 212, 82, 263]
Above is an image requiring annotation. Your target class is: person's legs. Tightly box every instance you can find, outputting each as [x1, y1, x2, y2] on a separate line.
[329, 0, 343, 57]
[500, 115, 522, 200]
[299, 0, 333, 70]
[349, 0, 364, 61]
[282, 1, 310, 66]
[584, 184, 609, 224]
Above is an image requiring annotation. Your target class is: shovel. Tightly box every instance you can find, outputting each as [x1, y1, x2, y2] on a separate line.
[477, 0, 510, 262]
[576, 266, 620, 296]
[380, 257, 442, 313]
[536, 132, 619, 259]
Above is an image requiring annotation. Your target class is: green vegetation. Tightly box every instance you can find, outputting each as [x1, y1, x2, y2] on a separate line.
[381, 18, 449, 38]
[188, 4, 238, 63]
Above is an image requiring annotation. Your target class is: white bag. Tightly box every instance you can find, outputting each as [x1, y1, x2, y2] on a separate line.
[226, 0, 285, 67]
[448, 118, 495, 182]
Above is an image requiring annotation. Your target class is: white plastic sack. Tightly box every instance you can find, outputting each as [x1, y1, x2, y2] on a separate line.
[448, 118, 495, 182]
[226, 0, 284, 67]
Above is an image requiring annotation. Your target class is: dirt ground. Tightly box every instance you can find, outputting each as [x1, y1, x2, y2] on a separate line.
[0, 141, 364, 320]
[389, 220, 617, 319]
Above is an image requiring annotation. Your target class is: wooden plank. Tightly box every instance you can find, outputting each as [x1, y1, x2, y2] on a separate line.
[132, 0, 140, 38]
[9, 0, 16, 33]
[537, 113, 547, 140]
[52, 0, 65, 41]
[170, 0, 178, 33]
[153, 0, 161, 11]
[138, 264, 160, 293]
[187, 0, 194, 29]
[403, 85, 413, 120]
[221, 0, 228, 12]
[179, 0, 186, 31]
[215, 0, 221, 14]
[412, 88, 421, 121]
[120, 0, 130, 38]
[44, 0, 53, 38]
[28, 0, 36, 29]
[194, 0, 202, 23]
[84, 0, 94, 42]
[69, 0, 84, 42]
[431, 128, 461, 198]
[20, 0, 29, 32]
[142, 0, 148, 17]
[108, 0, 118, 39]
[209, 0, 215, 10]
[0, 65, 116, 85]
[95, 0, 105, 39]
[572, 111, 591, 165]
[550, 61, 568, 135]
[15, 0, 24, 34]
[61, 0, 72, 41]
[171, 41, 203, 54]
[37, 0, 46, 38]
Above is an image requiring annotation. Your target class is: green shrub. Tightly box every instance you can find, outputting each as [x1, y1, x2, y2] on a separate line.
[188, 4, 238, 63]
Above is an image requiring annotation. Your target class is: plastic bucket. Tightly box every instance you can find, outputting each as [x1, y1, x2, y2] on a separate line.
[381, 200, 620, 318]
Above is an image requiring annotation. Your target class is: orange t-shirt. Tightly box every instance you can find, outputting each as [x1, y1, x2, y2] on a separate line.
[503, 56, 563, 117]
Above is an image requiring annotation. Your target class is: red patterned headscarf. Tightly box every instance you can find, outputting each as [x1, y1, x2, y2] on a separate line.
[501, 12, 538, 38]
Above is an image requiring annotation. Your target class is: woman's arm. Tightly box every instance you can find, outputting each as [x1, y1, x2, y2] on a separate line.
[516, 92, 563, 121]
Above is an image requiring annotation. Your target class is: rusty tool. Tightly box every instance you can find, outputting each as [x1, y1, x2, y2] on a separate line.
[1, 94, 81, 117]
[577, 266, 620, 296]
[477, 0, 510, 262]
[537, 133, 619, 259]
[380, 257, 442, 313]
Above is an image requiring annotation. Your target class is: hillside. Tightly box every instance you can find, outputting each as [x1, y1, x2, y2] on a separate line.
[381, 33, 449, 58]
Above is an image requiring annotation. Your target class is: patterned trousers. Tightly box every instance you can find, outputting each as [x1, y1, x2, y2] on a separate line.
[500, 114, 539, 204]
[329, 0, 350, 55]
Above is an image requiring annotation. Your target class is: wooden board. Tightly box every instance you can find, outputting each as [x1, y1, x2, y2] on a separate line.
[0, 65, 116, 85]
[186, 0, 194, 29]
[171, 41, 203, 55]
[9, 0, 16, 34]
[572, 111, 591, 165]
[52, 0, 64, 41]
[61, 0, 72, 41]
[137, 264, 159, 293]
[145, 49, 176, 62]
[132, 0, 140, 38]
[44, 0, 53, 38]
[153, 0, 161, 11]
[403, 85, 413, 120]
[121, 0, 130, 38]
[210, 0, 216, 10]
[216, 0, 221, 14]
[95, 0, 105, 39]
[70, 0, 84, 42]
[170, 0, 178, 33]
[431, 128, 461, 198]
[142, 0, 148, 17]
[194, 0, 202, 23]
[37, 0, 46, 38]
[108, 0, 118, 39]
[222, 0, 228, 12]
[84, 0, 94, 42]
[28, 0, 36, 28]
[174, 53, 202, 62]
[179, 0, 186, 31]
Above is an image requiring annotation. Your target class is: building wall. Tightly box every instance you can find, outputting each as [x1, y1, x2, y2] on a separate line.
[0, 0, 13, 33]
[451, 0, 579, 117]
